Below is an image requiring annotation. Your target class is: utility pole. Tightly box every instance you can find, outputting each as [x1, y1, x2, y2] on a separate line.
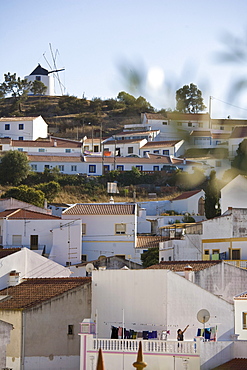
[209, 96, 212, 130]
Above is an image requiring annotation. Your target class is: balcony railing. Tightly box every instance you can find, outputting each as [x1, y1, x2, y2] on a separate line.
[92, 338, 199, 355]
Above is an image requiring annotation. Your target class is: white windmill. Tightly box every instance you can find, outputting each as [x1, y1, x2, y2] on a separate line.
[25, 44, 65, 96]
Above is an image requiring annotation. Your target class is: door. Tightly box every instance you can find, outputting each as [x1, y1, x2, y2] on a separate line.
[30, 235, 38, 250]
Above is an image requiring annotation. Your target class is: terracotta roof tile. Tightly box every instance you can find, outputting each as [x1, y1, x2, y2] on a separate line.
[12, 137, 82, 148]
[171, 190, 202, 201]
[63, 203, 136, 215]
[0, 209, 61, 220]
[115, 130, 159, 136]
[147, 260, 221, 271]
[230, 126, 247, 139]
[28, 155, 82, 162]
[211, 359, 247, 369]
[104, 139, 145, 144]
[190, 131, 211, 137]
[145, 113, 167, 120]
[0, 116, 41, 122]
[136, 236, 169, 249]
[0, 277, 91, 309]
[141, 141, 179, 148]
[0, 248, 21, 258]
[167, 112, 210, 121]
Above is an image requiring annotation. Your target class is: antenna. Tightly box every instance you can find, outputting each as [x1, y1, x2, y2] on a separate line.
[197, 309, 210, 341]
[85, 263, 94, 275]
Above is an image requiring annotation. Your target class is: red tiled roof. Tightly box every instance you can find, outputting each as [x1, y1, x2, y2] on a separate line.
[211, 359, 247, 369]
[83, 155, 172, 164]
[147, 260, 221, 271]
[63, 203, 136, 215]
[167, 112, 210, 121]
[115, 130, 159, 136]
[0, 116, 41, 122]
[190, 131, 211, 137]
[144, 113, 167, 120]
[0, 277, 91, 309]
[104, 139, 145, 144]
[229, 126, 247, 139]
[28, 155, 82, 162]
[171, 190, 202, 201]
[0, 248, 21, 258]
[136, 236, 169, 249]
[12, 137, 82, 148]
[0, 209, 61, 220]
[141, 141, 179, 148]
[211, 132, 230, 139]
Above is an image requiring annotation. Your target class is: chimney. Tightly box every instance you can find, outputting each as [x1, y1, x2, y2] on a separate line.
[183, 157, 186, 165]
[53, 140, 57, 147]
[109, 196, 114, 204]
[184, 265, 194, 282]
[9, 270, 20, 286]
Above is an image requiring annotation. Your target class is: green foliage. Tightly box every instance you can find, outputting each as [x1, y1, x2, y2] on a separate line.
[176, 83, 206, 113]
[117, 91, 154, 113]
[34, 181, 61, 202]
[0, 72, 32, 100]
[0, 151, 30, 185]
[204, 170, 221, 219]
[30, 80, 47, 95]
[141, 248, 159, 268]
[2, 185, 45, 207]
[58, 95, 88, 114]
[182, 214, 195, 223]
[232, 139, 247, 172]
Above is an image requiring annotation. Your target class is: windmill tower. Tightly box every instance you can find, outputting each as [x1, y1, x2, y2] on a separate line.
[25, 44, 65, 96]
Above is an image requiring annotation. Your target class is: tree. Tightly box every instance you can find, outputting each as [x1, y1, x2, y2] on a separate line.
[176, 83, 206, 113]
[232, 139, 247, 172]
[35, 181, 60, 202]
[141, 248, 159, 268]
[204, 170, 221, 219]
[0, 151, 30, 185]
[2, 185, 45, 207]
[0, 72, 32, 99]
[30, 80, 47, 95]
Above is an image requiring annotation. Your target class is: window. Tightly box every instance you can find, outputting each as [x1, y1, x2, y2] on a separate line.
[58, 165, 64, 172]
[128, 147, 134, 154]
[5, 124, 10, 130]
[31, 164, 37, 171]
[44, 165, 49, 169]
[19, 124, 24, 130]
[65, 149, 71, 153]
[243, 313, 247, 329]
[12, 235, 22, 246]
[18, 137, 24, 141]
[36, 76, 41, 81]
[204, 250, 209, 255]
[153, 150, 159, 154]
[220, 126, 224, 130]
[136, 165, 143, 171]
[162, 121, 168, 125]
[143, 151, 149, 156]
[188, 122, 192, 127]
[153, 166, 159, 171]
[94, 145, 99, 152]
[103, 165, 110, 173]
[82, 223, 86, 235]
[232, 249, 240, 260]
[39, 148, 45, 152]
[89, 165, 96, 173]
[68, 325, 74, 335]
[177, 122, 182, 127]
[117, 165, 124, 171]
[18, 148, 23, 151]
[71, 165, 77, 172]
[81, 254, 87, 262]
[84, 145, 89, 150]
[115, 223, 126, 234]
[216, 161, 221, 167]
[212, 249, 220, 254]
[163, 150, 169, 155]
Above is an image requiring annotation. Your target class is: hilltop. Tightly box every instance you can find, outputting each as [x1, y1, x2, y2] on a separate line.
[0, 93, 157, 140]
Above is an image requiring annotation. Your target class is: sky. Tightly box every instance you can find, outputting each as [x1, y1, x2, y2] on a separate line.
[1, 0, 247, 119]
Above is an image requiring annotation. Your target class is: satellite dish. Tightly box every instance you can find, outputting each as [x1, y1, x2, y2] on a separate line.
[86, 263, 94, 273]
[197, 309, 210, 324]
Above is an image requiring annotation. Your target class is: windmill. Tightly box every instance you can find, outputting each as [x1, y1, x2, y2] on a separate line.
[25, 43, 65, 96]
[43, 43, 66, 95]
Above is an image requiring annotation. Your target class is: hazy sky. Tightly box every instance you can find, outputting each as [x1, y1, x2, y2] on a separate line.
[1, 0, 247, 118]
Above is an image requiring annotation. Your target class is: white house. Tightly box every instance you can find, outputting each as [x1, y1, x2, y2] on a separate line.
[79, 268, 235, 370]
[168, 189, 205, 215]
[0, 197, 52, 215]
[139, 139, 185, 157]
[0, 319, 13, 370]
[234, 290, 247, 340]
[0, 277, 91, 370]
[0, 116, 48, 141]
[228, 126, 247, 159]
[10, 136, 83, 155]
[0, 247, 71, 290]
[220, 175, 247, 214]
[0, 208, 82, 266]
[62, 203, 140, 263]
[102, 138, 147, 157]
[28, 154, 84, 174]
